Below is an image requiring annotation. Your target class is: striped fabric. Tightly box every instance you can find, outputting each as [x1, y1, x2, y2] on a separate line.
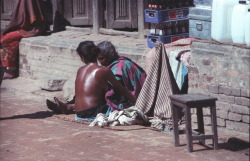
[135, 42, 180, 130]
[145, 38, 194, 73]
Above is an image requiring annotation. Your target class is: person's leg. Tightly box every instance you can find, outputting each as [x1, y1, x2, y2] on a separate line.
[0, 61, 4, 86]
[0, 42, 3, 85]
[46, 99, 63, 114]
[46, 97, 75, 114]
[54, 97, 75, 115]
[1, 31, 22, 79]
[66, 96, 75, 104]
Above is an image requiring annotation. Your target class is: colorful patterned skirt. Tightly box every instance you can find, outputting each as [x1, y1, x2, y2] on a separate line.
[0, 31, 23, 77]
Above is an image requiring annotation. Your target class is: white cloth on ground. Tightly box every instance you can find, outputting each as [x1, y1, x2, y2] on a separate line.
[89, 106, 149, 127]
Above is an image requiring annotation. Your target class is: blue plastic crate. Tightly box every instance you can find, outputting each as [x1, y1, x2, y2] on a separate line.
[147, 34, 189, 48]
[145, 7, 189, 23]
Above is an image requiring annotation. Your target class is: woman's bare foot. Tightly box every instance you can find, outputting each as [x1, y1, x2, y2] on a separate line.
[54, 97, 72, 115]
[3, 72, 16, 79]
[2, 67, 18, 79]
[46, 99, 63, 114]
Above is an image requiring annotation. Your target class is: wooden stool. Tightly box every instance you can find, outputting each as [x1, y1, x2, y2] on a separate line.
[169, 94, 218, 152]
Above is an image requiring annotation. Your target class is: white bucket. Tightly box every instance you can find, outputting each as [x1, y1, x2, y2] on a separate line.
[211, 0, 238, 42]
[231, 1, 250, 44]
[245, 9, 250, 47]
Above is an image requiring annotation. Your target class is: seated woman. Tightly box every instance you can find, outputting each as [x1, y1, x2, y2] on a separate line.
[47, 41, 147, 115]
[0, 0, 48, 79]
[49, 41, 136, 119]
[97, 41, 147, 111]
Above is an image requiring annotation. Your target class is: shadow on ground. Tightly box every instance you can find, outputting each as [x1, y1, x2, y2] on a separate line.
[219, 137, 250, 156]
[0, 111, 53, 120]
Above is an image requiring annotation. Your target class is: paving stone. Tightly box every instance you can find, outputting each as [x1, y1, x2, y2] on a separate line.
[0, 78, 249, 161]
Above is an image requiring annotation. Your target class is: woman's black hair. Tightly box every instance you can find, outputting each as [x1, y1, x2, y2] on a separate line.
[97, 41, 119, 60]
[76, 41, 101, 63]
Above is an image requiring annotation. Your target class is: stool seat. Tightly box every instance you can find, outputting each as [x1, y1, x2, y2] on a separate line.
[169, 94, 218, 152]
[169, 94, 217, 107]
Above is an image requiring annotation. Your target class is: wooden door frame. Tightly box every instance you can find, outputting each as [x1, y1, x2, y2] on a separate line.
[52, 0, 147, 38]
[105, 0, 137, 29]
[1, 0, 18, 20]
[64, 0, 93, 26]
[137, 0, 147, 38]
[93, 0, 146, 38]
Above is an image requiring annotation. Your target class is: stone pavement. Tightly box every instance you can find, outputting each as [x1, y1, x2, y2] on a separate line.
[0, 77, 249, 161]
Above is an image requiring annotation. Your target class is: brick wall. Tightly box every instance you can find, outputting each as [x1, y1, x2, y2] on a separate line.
[189, 41, 250, 134]
[19, 37, 82, 79]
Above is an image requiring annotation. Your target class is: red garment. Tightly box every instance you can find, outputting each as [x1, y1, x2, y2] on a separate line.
[0, 31, 22, 67]
[1, 0, 47, 74]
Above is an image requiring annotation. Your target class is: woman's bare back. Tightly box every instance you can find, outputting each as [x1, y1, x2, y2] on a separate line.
[74, 63, 109, 112]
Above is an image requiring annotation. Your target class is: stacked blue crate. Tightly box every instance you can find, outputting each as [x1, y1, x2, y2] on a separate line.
[145, 6, 191, 48]
[147, 34, 189, 48]
[145, 7, 189, 23]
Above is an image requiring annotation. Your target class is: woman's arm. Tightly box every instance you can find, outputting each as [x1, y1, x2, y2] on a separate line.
[105, 68, 136, 104]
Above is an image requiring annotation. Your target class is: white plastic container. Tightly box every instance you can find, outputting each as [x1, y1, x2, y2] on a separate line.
[245, 9, 250, 46]
[231, 1, 250, 44]
[211, 0, 238, 42]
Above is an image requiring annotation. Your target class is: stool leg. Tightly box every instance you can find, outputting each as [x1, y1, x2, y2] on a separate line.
[185, 106, 193, 152]
[196, 107, 205, 145]
[210, 105, 218, 150]
[171, 104, 180, 146]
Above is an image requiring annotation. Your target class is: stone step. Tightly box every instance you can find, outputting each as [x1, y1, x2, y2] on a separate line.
[19, 28, 150, 81]
[19, 28, 150, 100]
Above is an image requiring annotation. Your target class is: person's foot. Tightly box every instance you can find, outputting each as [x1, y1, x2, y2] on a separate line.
[3, 72, 16, 79]
[3, 69, 18, 79]
[54, 97, 71, 115]
[46, 99, 63, 114]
